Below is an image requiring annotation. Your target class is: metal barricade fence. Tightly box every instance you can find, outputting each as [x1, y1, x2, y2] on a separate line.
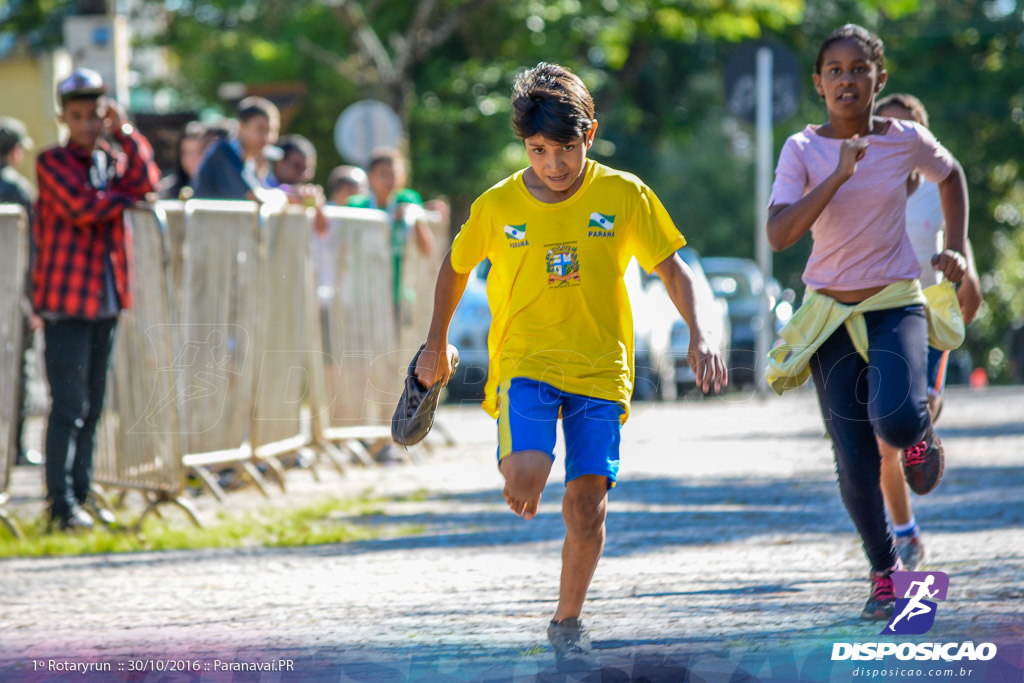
[93, 207, 200, 527]
[91, 201, 434, 512]
[249, 206, 320, 479]
[0, 206, 26, 537]
[176, 200, 271, 499]
[160, 201, 186, 324]
[315, 207, 403, 459]
[397, 214, 447, 354]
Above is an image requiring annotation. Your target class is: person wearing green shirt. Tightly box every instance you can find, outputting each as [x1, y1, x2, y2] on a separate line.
[348, 147, 435, 312]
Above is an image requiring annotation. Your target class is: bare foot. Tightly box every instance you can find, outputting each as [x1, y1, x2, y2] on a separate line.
[503, 484, 541, 520]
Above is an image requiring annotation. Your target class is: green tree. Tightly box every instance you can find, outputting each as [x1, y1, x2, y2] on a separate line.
[138, 0, 809, 216]
[879, 1, 1024, 380]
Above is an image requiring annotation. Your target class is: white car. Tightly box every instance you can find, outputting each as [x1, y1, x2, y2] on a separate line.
[627, 247, 731, 400]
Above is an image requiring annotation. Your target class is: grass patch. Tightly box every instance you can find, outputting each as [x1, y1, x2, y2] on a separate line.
[394, 488, 431, 503]
[0, 495, 426, 558]
[518, 644, 547, 657]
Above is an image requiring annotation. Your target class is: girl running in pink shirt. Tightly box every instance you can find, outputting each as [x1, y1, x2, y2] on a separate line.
[767, 25, 969, 620]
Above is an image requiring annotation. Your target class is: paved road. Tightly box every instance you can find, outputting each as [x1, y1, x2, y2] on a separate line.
[1, 386, 1022, 682]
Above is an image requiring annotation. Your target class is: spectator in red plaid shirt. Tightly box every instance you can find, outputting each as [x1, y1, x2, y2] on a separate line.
[33, 68, 159, 531]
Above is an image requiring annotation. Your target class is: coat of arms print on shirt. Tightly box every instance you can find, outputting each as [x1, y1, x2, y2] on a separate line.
[546, 243, 580, 286]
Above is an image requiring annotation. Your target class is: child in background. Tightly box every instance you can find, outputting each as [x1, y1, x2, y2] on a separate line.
[873, 92, 982, 571]
[34, 68, 160, 531]
[193, 96, 281, 201]
[327, 165, 367, 206]
[348, 148, 435, 312]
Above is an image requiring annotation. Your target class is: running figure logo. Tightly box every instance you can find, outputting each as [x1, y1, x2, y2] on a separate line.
[884, 571, 949, 635]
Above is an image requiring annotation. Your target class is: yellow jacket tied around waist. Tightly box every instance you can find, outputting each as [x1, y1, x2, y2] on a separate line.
[766, 279, 965, 395]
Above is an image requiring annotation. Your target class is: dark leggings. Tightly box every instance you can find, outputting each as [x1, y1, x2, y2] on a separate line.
[809, 305, 930, 572]
[43, 318, 117, 516]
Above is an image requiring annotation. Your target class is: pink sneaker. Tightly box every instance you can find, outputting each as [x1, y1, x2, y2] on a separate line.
[861, 561, 902, 620]
[902, 427, 945, 495]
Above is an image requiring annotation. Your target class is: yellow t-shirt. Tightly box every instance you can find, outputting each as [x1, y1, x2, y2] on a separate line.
[449, 160, 686, 423]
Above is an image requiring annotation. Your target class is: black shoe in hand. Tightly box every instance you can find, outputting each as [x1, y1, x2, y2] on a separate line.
[391, 343, 459, 447]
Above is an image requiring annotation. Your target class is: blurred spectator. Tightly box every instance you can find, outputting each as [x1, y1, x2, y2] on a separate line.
[268, 133, 327, 234]
[348, 147, 435, 310]
[273, 134, 317, 188]
[202, 119, 234, 149]
[193, 96, 282, 201]
[159, 120, 206, 200]
[0, 117, 33, 216]
[0, 116, 42, 466]
[327, 165, 367, 206]
[35, 69, 160, 531]
[424, 196, 451, 230]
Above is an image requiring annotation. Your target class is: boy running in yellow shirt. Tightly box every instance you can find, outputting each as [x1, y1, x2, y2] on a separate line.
[414, 62, 726, 670]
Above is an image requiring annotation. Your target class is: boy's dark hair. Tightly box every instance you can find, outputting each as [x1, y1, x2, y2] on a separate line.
[511, 62, 595, 143]
[875, 93, 929, 128]
[236, 96, 280, 124]
[278, 134, 317, 163]
[367, 146, 404, 173]
[815, 24, 885, 75]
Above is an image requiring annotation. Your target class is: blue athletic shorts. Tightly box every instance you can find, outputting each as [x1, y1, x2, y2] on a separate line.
[927, 346, 950, 397]
[496, 377, 623, 487]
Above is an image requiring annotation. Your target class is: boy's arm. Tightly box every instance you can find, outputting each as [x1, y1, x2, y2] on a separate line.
[107, 102, 160, 199]
[36, 152, 132, 229]
[413, 219, 436, 255]
[414, 251, 471, 388]
[395, 199, 436, 255]
[653, 253, 728, 393]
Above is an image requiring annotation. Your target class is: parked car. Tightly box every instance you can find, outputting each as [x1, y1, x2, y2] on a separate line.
[700, 257, 794, 388]
[444, 260, 491, 402]
[628, 247, 731, 400]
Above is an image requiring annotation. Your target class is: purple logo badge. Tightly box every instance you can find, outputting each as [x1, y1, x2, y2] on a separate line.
[884, 571, 949, 635]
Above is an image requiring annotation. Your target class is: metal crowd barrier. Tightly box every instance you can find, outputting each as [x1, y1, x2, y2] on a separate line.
[249, 206, 320, 480]
[397, 214, 446, 353]
[90, 200, 448, 518]
[0, 206, 26, 538]
[160, 201, 187, 324]
[175, 200, 274, 499]
[315, 206, 404, 464]
[94, 207, 200, 528]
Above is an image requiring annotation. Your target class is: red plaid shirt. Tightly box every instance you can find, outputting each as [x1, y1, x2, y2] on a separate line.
[32, 125, 159, 318]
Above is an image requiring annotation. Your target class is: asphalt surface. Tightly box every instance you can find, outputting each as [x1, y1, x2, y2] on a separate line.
[1, 385, 1022, 682]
